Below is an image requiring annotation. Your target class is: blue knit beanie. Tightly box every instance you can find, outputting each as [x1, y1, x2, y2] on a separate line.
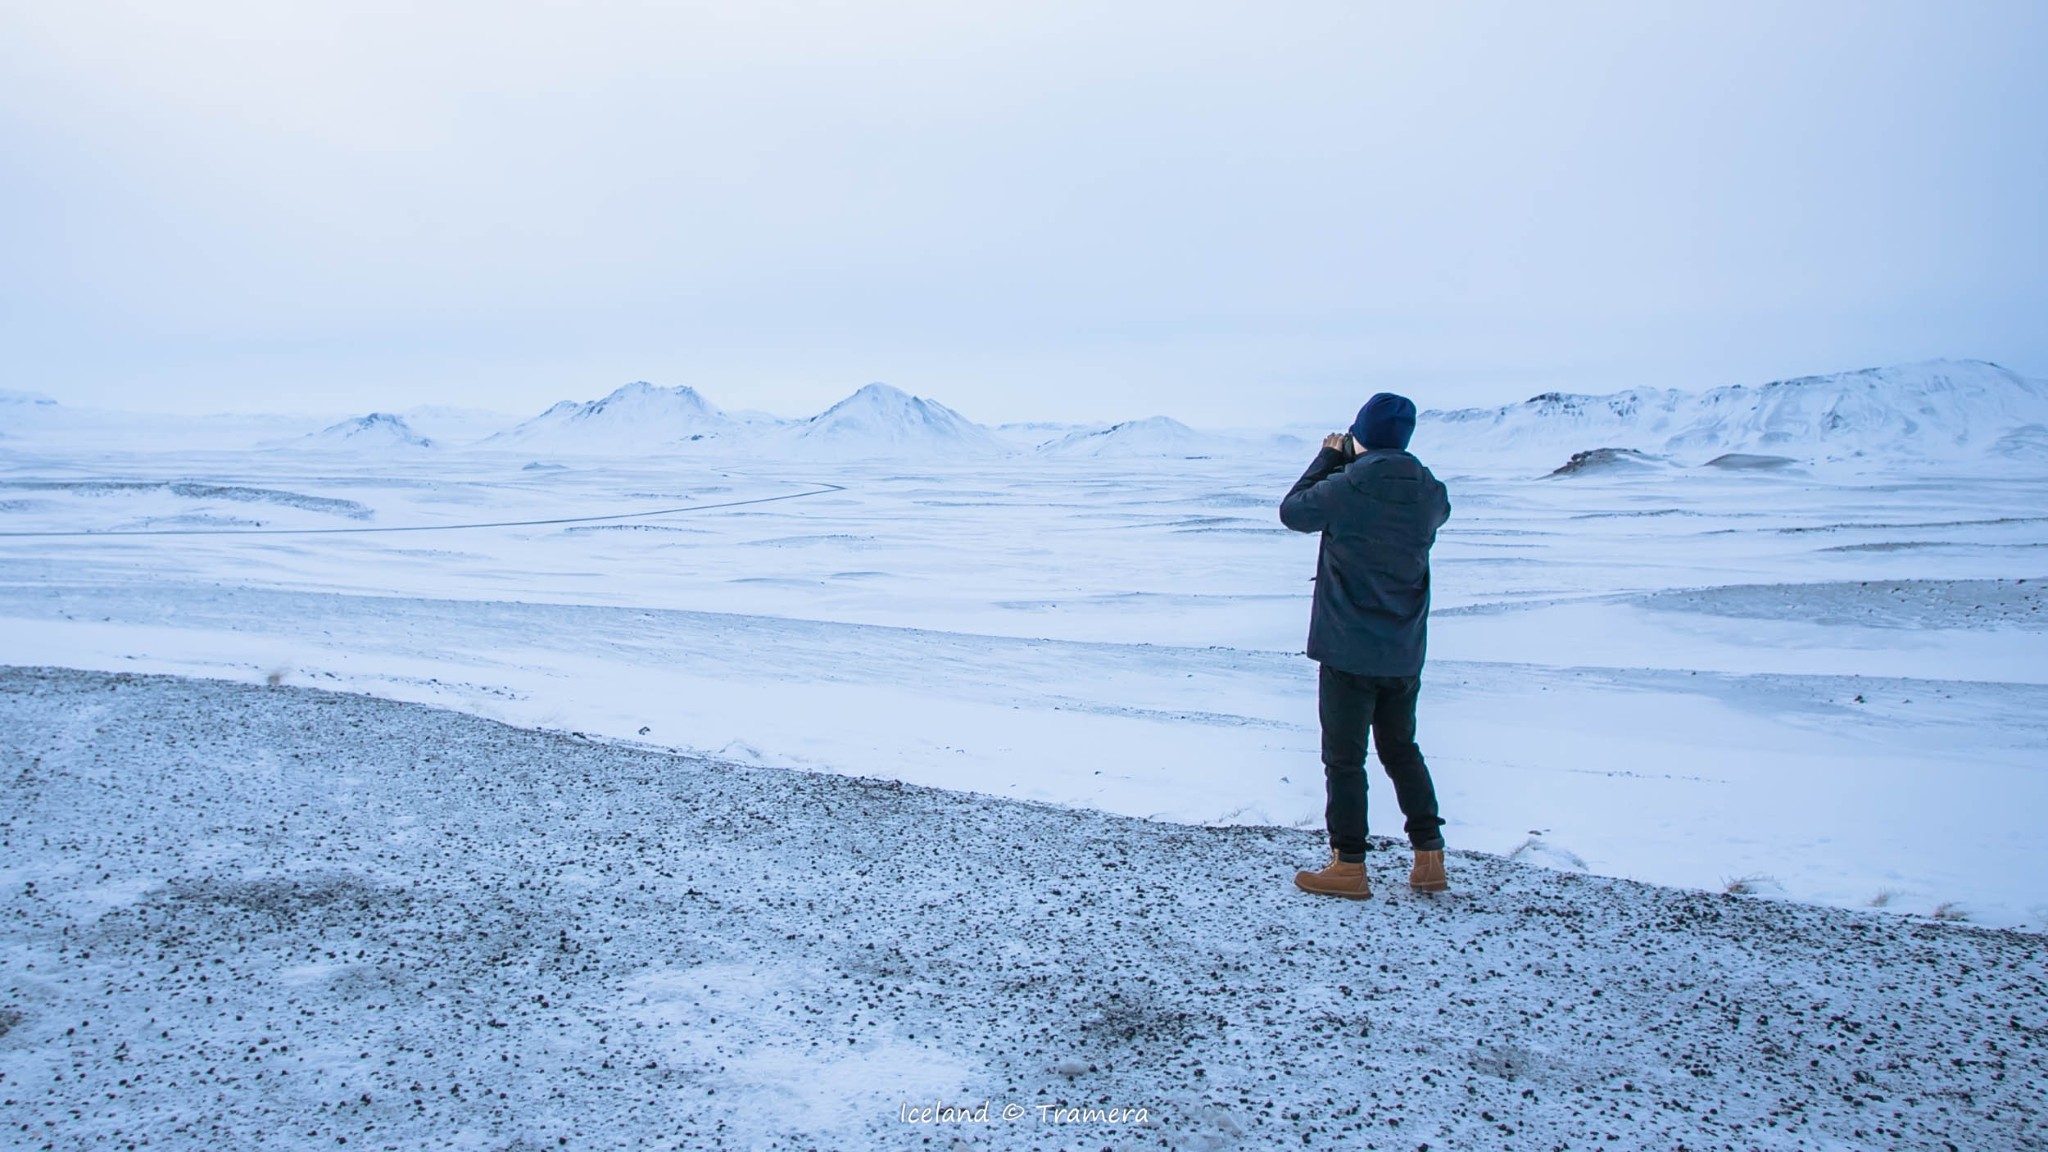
[1350, 393, 1417, 450]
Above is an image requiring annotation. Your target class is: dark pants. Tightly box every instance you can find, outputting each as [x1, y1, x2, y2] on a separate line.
[1318, 665, 1445, 859]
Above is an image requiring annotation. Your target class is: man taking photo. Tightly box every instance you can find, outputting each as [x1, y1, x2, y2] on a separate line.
[1279, 392, 1452, 899]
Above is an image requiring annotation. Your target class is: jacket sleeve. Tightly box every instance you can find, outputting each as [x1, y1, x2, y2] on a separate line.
[1279, 448, 1349, 533]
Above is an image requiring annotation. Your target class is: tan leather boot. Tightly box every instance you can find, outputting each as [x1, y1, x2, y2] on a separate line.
[1294, 851, 1372, 899]
[1409, 849, 1448, 893]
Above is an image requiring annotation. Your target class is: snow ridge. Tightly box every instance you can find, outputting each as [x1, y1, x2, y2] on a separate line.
[1430, 359, 2048, 465]
[226, 358, 2048, 465]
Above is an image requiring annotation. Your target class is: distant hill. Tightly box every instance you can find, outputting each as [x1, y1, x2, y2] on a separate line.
[789, 383, 1007, 458]
[476, 381, 999, 458]
[1428, 360, 2048, 465]
[396, 404, 520, 444]
[1546, 447, 1677, 477]
[992, 421, 1094, 449]
[303, 413, 436, 450]
[0, 391, 56, 443]
[205, 358, 2048, 469]
[486, 383, 759, 451]
[1035, 416, 1227, 458]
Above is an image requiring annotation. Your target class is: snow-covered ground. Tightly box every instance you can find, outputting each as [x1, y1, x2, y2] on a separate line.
[1, 448, 2043, 924]
[2, 359, 2046, 1145]
[4, 667, 2042, 1151]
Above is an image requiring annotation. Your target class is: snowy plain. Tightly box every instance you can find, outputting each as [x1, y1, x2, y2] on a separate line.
[2, 360, 2047, 1147]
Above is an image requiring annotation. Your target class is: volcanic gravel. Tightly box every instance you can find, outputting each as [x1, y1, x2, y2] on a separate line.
[1639, 577, 2048, 630]
[2, 667, 2042, 1150]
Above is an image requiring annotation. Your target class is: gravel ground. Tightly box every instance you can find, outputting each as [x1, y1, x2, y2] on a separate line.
[1637, 577, 2048, 631]
[2, 666, 2042, 1151]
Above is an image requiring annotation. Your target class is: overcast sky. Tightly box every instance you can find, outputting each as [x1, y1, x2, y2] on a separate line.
[3, 1, 2044, 427]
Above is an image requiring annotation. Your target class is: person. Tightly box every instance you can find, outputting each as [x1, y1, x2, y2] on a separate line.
[1278, 392, 1452, 899]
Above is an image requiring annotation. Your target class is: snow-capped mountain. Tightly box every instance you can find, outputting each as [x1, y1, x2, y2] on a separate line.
[1035, 416, 1227, 458]
[1427, 360, 2048, 465]
[789, 384, 1007, 458]
[302, 413, 436, 450]
[1663, 360, 2048, 459]
[1428, 388, 1689, 455]
[486, 382, 754, 451]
